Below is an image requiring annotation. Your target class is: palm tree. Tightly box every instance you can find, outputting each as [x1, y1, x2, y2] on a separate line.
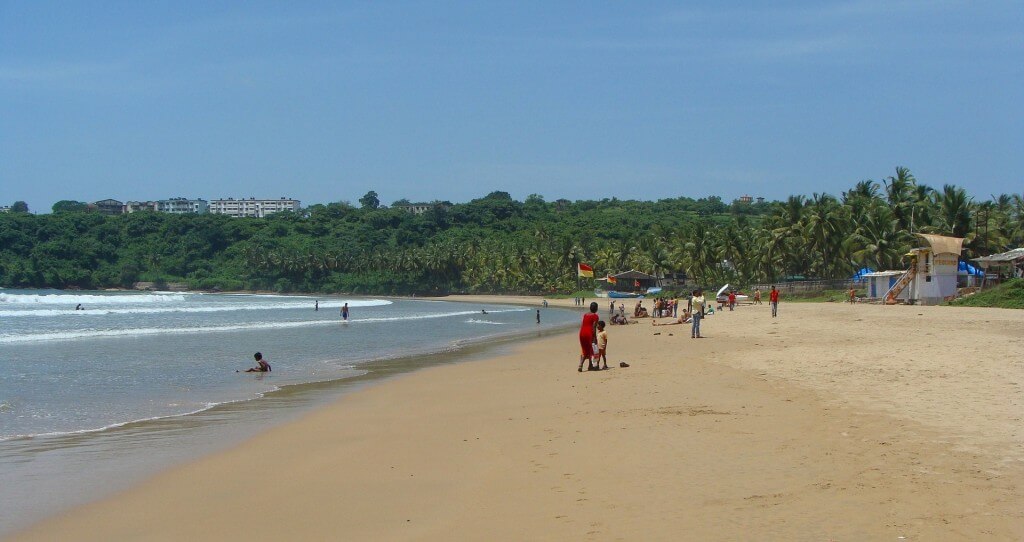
[908, 183, 935, 233]
[1011, 193, 1024, 246]
[803, 193, 846, 278]
[883, 167, 916, 231]
[851, 202, 911, 270]
[934, 184, 973, 238]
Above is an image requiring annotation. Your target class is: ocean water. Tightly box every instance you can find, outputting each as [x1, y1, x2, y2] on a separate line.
[0, 289, 576, 535]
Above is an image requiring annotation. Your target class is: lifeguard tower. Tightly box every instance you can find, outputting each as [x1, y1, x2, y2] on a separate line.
[877, 234, 964, 305]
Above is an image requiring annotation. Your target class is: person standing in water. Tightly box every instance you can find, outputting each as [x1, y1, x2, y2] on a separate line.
[315, 300, 319, 311]
[341, 303, 349, 321]
[536, 309, 541, 324]
[578, 302, 600, 372]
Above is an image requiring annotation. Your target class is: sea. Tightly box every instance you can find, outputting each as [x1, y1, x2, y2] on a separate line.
[0, 289, 577, 535]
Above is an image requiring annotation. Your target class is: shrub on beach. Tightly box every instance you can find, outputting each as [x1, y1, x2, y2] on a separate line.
[949, 279, 1024, 309]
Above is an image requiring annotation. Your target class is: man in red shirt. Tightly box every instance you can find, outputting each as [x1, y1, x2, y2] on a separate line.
[769, 285, 780, 318]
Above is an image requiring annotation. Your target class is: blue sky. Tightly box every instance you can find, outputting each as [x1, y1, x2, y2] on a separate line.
[2, 1, 1021, 213]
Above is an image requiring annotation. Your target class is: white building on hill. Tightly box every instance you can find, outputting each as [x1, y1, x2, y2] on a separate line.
[158, 198, 208, 214]
[125, 201, 158, 213]
[209, 197, 300, 218]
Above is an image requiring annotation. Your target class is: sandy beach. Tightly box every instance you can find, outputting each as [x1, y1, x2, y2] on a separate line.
[10, 298, 1023, 541]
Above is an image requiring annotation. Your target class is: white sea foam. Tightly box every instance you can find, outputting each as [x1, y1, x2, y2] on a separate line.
[0, 292, 187, 305]
[465, 319, 506, 325]
[0, 298, 392, 318]
[0, 308, 527, 343]
[0, 399, 261, 442]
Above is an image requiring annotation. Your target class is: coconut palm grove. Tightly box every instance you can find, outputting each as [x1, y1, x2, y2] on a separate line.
[1, 168, 1021, 295]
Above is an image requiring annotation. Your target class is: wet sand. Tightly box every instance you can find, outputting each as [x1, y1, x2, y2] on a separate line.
[10, 299, 1023, 541]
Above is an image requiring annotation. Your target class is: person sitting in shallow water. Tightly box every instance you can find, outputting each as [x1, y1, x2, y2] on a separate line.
[243, 352, 271, 372]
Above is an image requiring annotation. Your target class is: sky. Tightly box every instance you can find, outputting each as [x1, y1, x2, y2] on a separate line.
[1, 1, 1021, 213]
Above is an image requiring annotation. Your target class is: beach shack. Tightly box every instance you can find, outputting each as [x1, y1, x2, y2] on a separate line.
[972, 247, 1024, 286]
[863, 270, 908, 301]
[607, 269, 657, 293]
[872, 234, 964, 305]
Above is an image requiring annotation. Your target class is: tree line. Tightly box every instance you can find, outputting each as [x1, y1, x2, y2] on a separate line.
[1, 168, 1021, 294]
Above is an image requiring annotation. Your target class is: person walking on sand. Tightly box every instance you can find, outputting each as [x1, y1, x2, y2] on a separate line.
[578, 302, 600, 372]
[769, 285, 780, 318]
[595, 320, 609, 370]
[754, 288, 762, 305]
[341, 302, 349, 321]
[848, 287, 856, 303]
[691, 289, 706, 338]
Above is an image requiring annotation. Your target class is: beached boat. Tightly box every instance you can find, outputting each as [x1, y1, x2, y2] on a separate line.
[716, 284, 749, 304]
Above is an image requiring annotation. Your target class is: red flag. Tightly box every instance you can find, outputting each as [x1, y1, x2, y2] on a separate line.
[577, 263, 594, 278]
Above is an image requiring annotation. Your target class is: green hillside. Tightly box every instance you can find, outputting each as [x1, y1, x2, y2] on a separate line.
[1, 169, 1022, 296]
[950, 279, 1024, 309]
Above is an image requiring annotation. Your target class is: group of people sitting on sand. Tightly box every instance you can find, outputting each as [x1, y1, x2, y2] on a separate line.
[651, 307, 693, 326]
[604, 301, 636, 325]
[650, 297, 679, 318]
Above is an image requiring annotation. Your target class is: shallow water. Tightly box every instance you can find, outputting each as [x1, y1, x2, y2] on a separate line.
[0, 290, 576, 535]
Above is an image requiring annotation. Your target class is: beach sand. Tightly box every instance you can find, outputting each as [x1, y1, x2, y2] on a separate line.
[10, 299, 1023, 541]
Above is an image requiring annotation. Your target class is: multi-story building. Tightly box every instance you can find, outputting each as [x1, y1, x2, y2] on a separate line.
[157, 198, 208, 214]
[209, 197, 300, 218]
[393, 202, 447, 215]
[125, 201, 158, 213]
[92, 199, 125, 215]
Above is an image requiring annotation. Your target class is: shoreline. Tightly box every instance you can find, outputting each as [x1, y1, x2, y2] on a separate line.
[0, 296, 578, 537]
[9, 301, 1024, 540]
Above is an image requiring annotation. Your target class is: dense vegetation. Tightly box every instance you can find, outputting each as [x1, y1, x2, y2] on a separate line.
[1, 168, 1022, 295]
[949, 279, 1024, 309]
